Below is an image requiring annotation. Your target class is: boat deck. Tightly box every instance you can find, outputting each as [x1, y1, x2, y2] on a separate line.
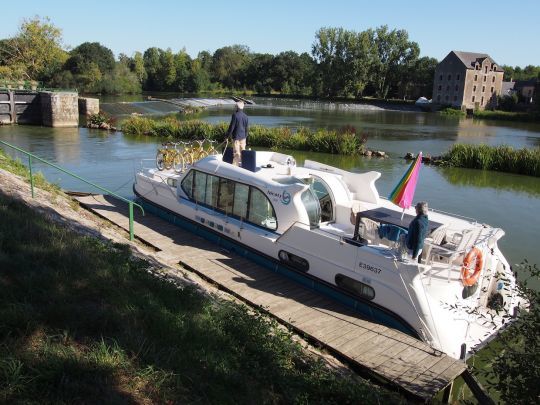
[74, 194, 468, 401]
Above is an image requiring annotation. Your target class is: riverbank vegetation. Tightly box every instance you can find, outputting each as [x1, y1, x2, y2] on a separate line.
[441, 144, 540, 177]
[0, 183, 401, 403]
[122, 116, 367, 155]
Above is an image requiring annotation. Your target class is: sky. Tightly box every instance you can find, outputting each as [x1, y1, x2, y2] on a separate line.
[1, 0, 539, 67]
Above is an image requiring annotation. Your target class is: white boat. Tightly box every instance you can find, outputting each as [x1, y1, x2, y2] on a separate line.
[134, 150, 522, 359]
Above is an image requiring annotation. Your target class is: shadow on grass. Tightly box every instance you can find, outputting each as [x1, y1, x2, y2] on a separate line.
[0, 191, 403, 404]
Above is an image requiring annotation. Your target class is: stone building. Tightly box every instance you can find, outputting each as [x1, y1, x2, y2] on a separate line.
[432, 51, 504, 110]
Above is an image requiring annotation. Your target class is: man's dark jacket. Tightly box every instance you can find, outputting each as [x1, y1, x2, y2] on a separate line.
[226, 110, 249, 140]
[406, 214, 428, 258]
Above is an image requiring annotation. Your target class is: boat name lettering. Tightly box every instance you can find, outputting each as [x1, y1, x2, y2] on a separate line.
[358, 262, 382, 274]
[267, 189, 291, 205]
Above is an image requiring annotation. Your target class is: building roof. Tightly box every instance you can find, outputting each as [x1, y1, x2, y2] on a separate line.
[501, 81, 515, 95]
[451, 51, 505, 72]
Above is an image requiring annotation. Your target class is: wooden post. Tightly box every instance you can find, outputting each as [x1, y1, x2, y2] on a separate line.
[442, 381, 453, 403]
[461, 369, 495, 405]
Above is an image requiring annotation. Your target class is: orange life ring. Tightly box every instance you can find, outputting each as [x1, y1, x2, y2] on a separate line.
[461, 247, 484, 286]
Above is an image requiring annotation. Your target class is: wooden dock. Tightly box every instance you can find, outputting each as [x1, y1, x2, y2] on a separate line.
[74, 194, 469, 401]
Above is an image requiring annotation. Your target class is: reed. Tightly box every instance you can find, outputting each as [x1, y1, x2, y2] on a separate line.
[121, 116, 366, 155]
[442, 144, 540, 177]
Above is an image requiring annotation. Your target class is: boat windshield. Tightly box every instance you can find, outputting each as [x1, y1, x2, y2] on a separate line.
[273, 176, 324, 227]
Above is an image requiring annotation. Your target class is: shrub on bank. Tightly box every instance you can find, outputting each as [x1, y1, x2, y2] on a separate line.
[472, 110, 540, 122]
[439, 107, 466, 117]
[442, 144, 540, 177]
[121, 116, 366, 155]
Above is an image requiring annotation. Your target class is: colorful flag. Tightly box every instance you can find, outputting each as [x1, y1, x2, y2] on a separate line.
[389, 152, 422, 210]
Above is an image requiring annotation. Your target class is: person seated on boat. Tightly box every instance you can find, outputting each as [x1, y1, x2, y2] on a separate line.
[406, 201, 429, 262]
[226, 101, 249, 166]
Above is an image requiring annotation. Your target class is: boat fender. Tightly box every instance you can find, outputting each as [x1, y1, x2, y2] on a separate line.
[461, 247, 484, 287]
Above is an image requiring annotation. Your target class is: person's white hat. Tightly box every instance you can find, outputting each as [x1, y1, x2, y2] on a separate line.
[236, 101, 245, 110]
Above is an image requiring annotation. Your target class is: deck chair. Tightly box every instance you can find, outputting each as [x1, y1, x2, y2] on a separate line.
[360, 218, 380, 245]
[429, 227, 482, 265]
[421, 225, 448, 264]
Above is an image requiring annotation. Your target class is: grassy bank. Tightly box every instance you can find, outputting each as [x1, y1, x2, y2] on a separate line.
[441, 144, 540, 177]
[121, 116, 366, 155]
[0, 177, 401, 403]
[473, 110, 540, 122]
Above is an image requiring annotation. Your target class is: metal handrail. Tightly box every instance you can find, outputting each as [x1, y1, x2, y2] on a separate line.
[0, 140, 144, 240]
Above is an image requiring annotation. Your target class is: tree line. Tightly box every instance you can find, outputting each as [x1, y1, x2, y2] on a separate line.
[1, 17, 539, 100]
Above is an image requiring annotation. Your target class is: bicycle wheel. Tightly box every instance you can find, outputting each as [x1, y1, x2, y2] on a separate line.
[156, 151, 165, 171]
[164, 151, 173, 170]
[173, 153, 185, 173]
[195, 150, 208, 161]
[182, 151, 193, 166]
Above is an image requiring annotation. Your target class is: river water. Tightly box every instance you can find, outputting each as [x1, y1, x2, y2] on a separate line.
[1, 95, 539, 269]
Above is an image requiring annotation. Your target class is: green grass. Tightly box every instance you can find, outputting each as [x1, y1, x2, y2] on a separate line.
[121, 116, 367, 155]
[439, 107, 466, 117]
[473, 110, 540, 122]
[0, 189, 402, 403]
[441, 144, 540, 177]
[0, 148, 61, 195]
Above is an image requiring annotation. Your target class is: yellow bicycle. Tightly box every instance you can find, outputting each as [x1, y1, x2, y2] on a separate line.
[156, 142, 184, 173]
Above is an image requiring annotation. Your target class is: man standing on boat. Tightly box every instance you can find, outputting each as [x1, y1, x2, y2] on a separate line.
[406, 201, 429, 261]
[226, 101, 249, 166]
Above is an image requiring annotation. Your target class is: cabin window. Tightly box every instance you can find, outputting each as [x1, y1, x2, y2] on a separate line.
[301, 188, 321, 228]
[181, 170, 194, 198]
[307, 177, 333, 222]
[233, 183, 249, 219]
[249, 187, 277, 230]
[205, 174, 219, 207]
[193, 171, 207, 202]
[217, 178, 235, 214]
[335, 274, 375, 300]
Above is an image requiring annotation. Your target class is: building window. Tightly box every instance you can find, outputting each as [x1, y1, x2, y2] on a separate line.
[438, 85, 441, 91]
[492, 76, 495, 83]
[473, 85, 477, 91]
[474, 75, 478, 81]
[439, 74, 443, 81]
[484, 76, 487, 82]
[456, 74, 460, 81]
[455, 85, 459, 91]
[335, 274, 375, 300]
[472, 96, 475, 102]
[481, 96, 484, 105]
[485, 66, 488, 73]
[491, 87, 494, 93]
[448, 74, 451, 80]
[482, 86, 485, 92]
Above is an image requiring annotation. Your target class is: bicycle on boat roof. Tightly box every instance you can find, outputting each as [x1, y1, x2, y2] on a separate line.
[156, 138, 222, 173]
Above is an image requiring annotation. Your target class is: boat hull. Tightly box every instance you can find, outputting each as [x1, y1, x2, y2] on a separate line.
[134, 186, 420, 339]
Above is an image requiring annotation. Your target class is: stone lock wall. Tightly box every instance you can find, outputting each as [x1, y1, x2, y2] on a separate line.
[40, 92, 79, 127]
[78, 97, 100, 116]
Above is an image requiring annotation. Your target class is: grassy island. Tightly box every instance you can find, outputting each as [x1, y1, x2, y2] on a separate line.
[441, 144, 540, 177]
[121, 116, 367, 155]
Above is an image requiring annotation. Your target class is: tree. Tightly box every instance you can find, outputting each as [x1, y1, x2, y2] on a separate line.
[130, 51, 147, 84]
[0, 16, 67, 81]
[211, 45, 251, 89]
[65, 42, 115, 75]
[370, 25, 419, 99]
[174, 49, 192, 92]
[143, 47, 162, 90]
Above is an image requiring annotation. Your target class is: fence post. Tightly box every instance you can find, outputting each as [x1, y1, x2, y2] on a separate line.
[129, 202, 134, 241]
[28, 156, 35, 198]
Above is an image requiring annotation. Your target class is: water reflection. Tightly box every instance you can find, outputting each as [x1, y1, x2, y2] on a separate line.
[439, 166, 540, 197]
